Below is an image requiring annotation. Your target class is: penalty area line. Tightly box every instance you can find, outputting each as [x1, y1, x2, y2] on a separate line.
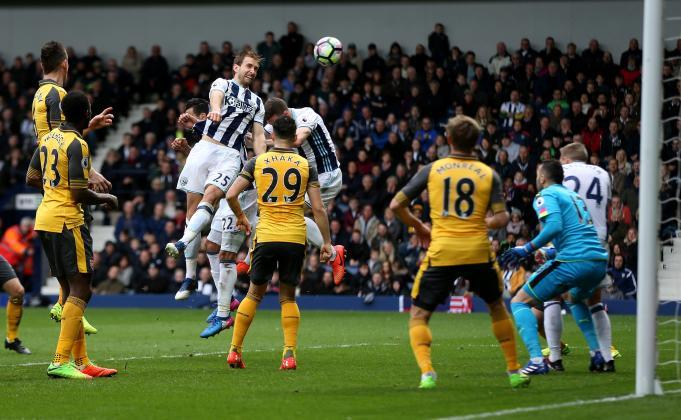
[439, 390, 681, 420]
[1, 342, 399, 368]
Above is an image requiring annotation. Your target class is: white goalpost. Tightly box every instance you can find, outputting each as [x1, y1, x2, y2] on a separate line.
[636, 0, 664, 397]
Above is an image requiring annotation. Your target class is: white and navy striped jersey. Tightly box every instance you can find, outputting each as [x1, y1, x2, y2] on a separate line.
[562, 161, 612, 241]
[194, 78, 264, 151]
[265, 107, 339, 174]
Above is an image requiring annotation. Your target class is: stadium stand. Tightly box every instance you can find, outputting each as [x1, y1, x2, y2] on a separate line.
[1, 25, 679, 299]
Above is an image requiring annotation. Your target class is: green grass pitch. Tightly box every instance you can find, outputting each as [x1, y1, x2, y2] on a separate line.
[0, 307, 679, 419]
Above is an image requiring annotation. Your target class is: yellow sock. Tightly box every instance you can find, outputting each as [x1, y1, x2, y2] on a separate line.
[230, 294, 260, 353]
[280, 300, 300, 356]
[53, 296, 86, 365]
[58, 288, 64, 306]
[409, 318, 433, 374]
[71, 323, 90, 367]
[489, 303, 521, 372]
[6, 297, 23, 342]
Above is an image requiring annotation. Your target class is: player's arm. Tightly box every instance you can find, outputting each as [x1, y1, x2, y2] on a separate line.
[170, 138, 192, 156]
[485, 172, 510, 229]
[227, 157, 256, 234]
[293, 127, 312, 147]
[207, 79, 227, 122]
[251, 100, 267, 155]
[527, 194, 563, 250]
[389, 163, 432, 248]
[67, 139, 118, 209]
[307, 167, 333, 261]
[84, 107, 114, 135]
[26, 147, 43, 189]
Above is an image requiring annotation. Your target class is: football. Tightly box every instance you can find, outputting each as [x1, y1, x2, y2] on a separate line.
[314, 36, 343, 67]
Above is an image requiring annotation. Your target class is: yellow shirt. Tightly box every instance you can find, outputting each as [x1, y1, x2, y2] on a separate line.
[239, 147, 319, 245]
[32, 79, 67, 142]
[29, 124, 91, 232]
[395, 154, 505, 266]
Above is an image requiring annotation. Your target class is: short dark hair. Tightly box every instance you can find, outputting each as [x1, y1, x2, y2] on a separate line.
[61, 91, 90, 125]
[265, 97, 288, 121]
[185, 98, 209, 115]
[446, 115, 481, 152]
[41, 41, 67, 74]
[539, 160, 564, 184]
[234, 47, 262, 66]
[272, 115, 296, 142]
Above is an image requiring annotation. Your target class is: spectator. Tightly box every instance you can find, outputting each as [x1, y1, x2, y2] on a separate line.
[115, 201, 146, 239]
[95, 266, 126, 295]
[619, 38, 642, 68]
[488, 42, 511, 76]
[499, 89, 525, 131]
[141, 45, 169, 98]
[608, 158, 627, 196]
[354, 204, 380, 244]
[427, 23, 450, 66]
[581, 117, 603, 157]
[414, 117, 438, 150]
[279, 22, 304, 69]
[0, 217, 36, 280]
[257, 31, 281, 70]
[300, 254, 325, 294]
[608, 194, 632, 243]
[606, 255, 637, 299]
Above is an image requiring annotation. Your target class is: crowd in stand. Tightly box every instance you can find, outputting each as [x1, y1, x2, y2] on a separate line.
[2, 22, 680, 299]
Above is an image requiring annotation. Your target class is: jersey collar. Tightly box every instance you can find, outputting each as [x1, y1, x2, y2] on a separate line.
[59, 122, 83, 136]
[271, 147, 296, 153]
[448, 152, 478, 161]
[39, 78, 59, 86]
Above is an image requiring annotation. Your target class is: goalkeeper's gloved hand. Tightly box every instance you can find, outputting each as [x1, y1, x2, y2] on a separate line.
[500, 242, 534, 269]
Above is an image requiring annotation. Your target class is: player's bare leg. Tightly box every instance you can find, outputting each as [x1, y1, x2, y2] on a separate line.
[3, 278, 30, 355]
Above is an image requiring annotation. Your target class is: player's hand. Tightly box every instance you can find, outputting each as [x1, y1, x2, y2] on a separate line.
[89, 107, 115, 131]
[207, 111, 222, 123]
[101, 194, 119, 211]
[500, 244, 533, 269]
[88, 171, 112, 193]
[236, 213, 251, 235]
[534, 247, 557, 264]
[319, 243, 333, 264]
[170, 138, 191, 155]
[414, 222, 431, 249]
[177, 112, 198, 129]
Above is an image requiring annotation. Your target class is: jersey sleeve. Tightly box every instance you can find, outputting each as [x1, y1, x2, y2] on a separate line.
[394, 163, 432, 205]
[45, 87, 65, 126]
[308, 165, 320, 189]
[239, 157, 257, 182]
[27, 147, 42, 179]
[533, 192, 559, 221]
[67, 138, 90, 189]
[209, 78, 230, 95]
[489, 172, 506, 213]
[253, 97, 264, 126]
[296, 108, 318, 130]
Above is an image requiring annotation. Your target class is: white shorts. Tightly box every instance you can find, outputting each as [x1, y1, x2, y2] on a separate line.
[305, 168, 343, 207]
[177, 140, 242, 194]
[207, 189, 259, 253]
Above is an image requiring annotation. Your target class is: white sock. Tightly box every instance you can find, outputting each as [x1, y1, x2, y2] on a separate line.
[217, 259, 237, 318]
[590, 303, 613, 362]
[181, 202, 214, 244]
[544, 300, 563, 362]
[184, 219, 201, 280]
[244, 252, 251, 265]
[305, 216, 336, 261]
[207, 252, 220, 284]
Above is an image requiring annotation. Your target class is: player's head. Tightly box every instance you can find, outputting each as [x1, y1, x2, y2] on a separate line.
[272, 115, 297, 146]
[60, 91, 91, 130]
[560, 143, 588, 164]
[264, 98, 291, 125]
[536, 159, 564, 190]
[445, 115, 481, 154]
[41, 41, 68, 83]
[233, 48, 262, 87]
[185, 98, 209, 120]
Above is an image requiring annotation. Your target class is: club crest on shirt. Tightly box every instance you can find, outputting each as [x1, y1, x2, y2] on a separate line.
[81, 157, 89, 169]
